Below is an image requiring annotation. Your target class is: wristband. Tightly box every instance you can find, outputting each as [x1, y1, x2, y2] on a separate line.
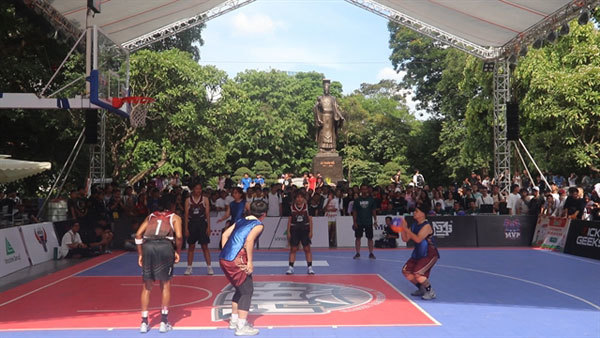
[135, 238, 143, 245]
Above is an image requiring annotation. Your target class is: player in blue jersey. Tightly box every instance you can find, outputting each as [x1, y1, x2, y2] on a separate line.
[219, 200, 268, 336]
[398, 202, 439, 300]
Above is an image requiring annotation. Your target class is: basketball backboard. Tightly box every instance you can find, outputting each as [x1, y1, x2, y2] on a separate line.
[89, 25, 130, 118]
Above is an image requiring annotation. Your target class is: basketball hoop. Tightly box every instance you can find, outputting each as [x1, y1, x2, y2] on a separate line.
[112, 96, 155, 128]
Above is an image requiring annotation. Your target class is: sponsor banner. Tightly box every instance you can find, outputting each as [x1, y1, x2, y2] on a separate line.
[531, 216, 571, 252]
[0, 227, 30, 277]
[564, 220, 600, 260]
[475, 216, 537, 246]
[260, 217, 286, 249]
[208, 217, 226, 249]
[20, 222, 60, 265]
[403, 216, 478, 247]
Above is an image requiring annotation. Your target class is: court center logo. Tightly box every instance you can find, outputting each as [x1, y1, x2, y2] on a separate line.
[212, 281, 380, 321]
[432, 221, 453, 238]
[504, 218, 521, 240]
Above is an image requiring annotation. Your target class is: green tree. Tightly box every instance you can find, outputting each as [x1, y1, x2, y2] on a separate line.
[514, 22, 600, 173]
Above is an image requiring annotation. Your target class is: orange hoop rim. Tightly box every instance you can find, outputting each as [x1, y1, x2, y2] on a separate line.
[112, 96, 155, 109]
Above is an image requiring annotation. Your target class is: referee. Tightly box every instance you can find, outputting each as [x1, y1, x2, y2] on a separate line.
[136, 195, 183, 333]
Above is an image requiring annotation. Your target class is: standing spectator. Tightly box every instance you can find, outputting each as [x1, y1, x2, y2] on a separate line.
[413, 170, 425, 189]
[352, 184, 377, 260]
[430, 190, 445, 211]
[527, 187, 544, 216]
[506, 184, 521, 216]
[241, 173, 252, 193]
[541, 194, 557, 216]
[217, 175, 226, 191]
[215, 190, 229, 220]
[267, 184, 282, 217]
[521, 170, 531, 191]
[476, 187, 494, 212]
[218, 187, 246, 225]
[308, 193, 322, 216]
[308, 173, 317, 192]
[516, 190, 530, 215]
[109, 189, 125, 222]
[568, 173, 578, 187]
[392, 170, 403, 187]
[322, 191, 340, 247]
[562, 187, 584, 219]
[253, 174, 264, 189]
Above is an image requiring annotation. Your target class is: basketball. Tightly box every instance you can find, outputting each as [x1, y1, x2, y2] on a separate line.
[389, 216, 405, 233]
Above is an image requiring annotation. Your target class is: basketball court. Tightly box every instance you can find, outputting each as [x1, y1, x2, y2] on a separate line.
[1, 248, 598, 337]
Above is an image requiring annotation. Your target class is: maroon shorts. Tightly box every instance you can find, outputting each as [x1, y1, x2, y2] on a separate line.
[219, 248, 249, 287]
[402, 253, 438, 278]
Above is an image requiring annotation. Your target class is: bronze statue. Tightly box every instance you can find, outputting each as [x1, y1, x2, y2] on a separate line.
[314, 79, 345, 153]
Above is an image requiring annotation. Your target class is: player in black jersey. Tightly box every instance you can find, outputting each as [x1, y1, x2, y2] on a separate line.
[184, 183, 213, 275]
[286, 192, 314, 275]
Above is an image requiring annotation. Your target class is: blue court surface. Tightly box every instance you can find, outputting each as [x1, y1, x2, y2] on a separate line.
[1, 248, 599, 337]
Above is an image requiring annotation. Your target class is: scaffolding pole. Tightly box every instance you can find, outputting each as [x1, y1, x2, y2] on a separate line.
[493, 59, 511, 196]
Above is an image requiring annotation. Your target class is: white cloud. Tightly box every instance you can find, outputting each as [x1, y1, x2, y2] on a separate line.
[231, 13, 285, 36]
[376, 67, 405, 82]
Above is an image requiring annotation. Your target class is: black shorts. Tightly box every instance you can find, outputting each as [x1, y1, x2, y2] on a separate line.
[289, 224, 311, 247]
[354, 223, 374, 239]
[187, 219, 210, 245]
[142, 240, 175, 281]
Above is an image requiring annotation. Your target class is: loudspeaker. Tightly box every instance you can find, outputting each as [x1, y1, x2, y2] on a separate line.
[506, 102, 519, 141]
[85, 110, 98, 144]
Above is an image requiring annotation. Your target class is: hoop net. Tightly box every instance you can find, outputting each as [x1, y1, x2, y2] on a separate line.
[112, 96, 155, 128]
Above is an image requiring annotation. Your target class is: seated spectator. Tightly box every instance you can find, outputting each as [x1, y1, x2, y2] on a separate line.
[60, 223, 94, 258]
[476, 187, 494, 213]
[562, 187, 584, 219]
[89, 225, 114, 253]
[375, 216, 399, 248]
[453, 201, 466, 216]
[516, 190, 530, 215]
[541, 194, 557, 216]
[466, 201, 479, 215]
[429, 202, 443, 216]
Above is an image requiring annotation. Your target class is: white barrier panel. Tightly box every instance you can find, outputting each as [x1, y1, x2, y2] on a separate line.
[311, 217, 331, 248]
[269, 217, 289, 249]
[0, 227, 30, 277]
[259, 217, 285, 249]
[335, 216, 407, 248]
[20, 222, 60, 265]
[209, 217, 227, 249]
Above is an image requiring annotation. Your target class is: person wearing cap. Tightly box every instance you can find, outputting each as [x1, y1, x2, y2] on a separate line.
[528, 187, 544, 216]
[397, 202, 439, 300]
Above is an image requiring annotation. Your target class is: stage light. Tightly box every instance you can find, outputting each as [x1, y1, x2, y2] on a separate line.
[519, 45, 528, 57]
[559, 23, 570, 36]
[547, 31, 557, 43]
[578, 9, 590, 25]
[483, 62, 495, 72]
[508, 54, 517, 64]
[532, 38, 543, 49]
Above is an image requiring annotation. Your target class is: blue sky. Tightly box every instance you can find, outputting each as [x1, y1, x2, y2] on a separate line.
[198, 0, 418, 110]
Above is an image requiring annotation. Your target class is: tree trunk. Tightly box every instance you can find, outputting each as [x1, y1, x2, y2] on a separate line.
[127, 147, 168, 186]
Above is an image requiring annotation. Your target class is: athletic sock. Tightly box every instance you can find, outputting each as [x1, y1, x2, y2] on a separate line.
[161, 308, 168, 323]
[237, 318, 247, 329]
[141, 311, 149, 324]
[307, 261, 312, 267]
[422, 280, 431, 291]
[289, 262, 294, 267]
[231, 313, 239, 322]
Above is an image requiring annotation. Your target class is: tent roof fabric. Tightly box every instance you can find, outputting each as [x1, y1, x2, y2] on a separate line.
[44, 0, 592, 58]
[0, 157, 51, 183]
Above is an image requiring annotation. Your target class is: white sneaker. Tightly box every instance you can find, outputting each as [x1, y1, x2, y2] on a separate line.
[307, 266, 315, 275]
[140, 322, 149, 333]
[207, 266, 214, 275]
[184, 266, 192, 275]
[235, 323, 259, 336]
[229, 320, 238, 330]
[285, 266, 294, 275]
[159, 321, 172, 333]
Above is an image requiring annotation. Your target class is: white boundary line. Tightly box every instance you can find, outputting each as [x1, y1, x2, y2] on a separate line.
[377, 274, 442, 326]
[0, 252, 127, 308]
[535, 249, 600, 266]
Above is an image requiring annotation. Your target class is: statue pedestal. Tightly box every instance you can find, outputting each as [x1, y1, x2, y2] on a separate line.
[312, 152, 344, 185]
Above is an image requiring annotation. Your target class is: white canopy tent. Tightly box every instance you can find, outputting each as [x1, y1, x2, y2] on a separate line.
[0, 155, 51, 184]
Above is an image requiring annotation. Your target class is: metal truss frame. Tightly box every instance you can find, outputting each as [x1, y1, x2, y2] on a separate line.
[89, 111, 107, 187]
[122, 0, 257, 51]
[493, 60, 511, 196]
[344, 0, 499, 60]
